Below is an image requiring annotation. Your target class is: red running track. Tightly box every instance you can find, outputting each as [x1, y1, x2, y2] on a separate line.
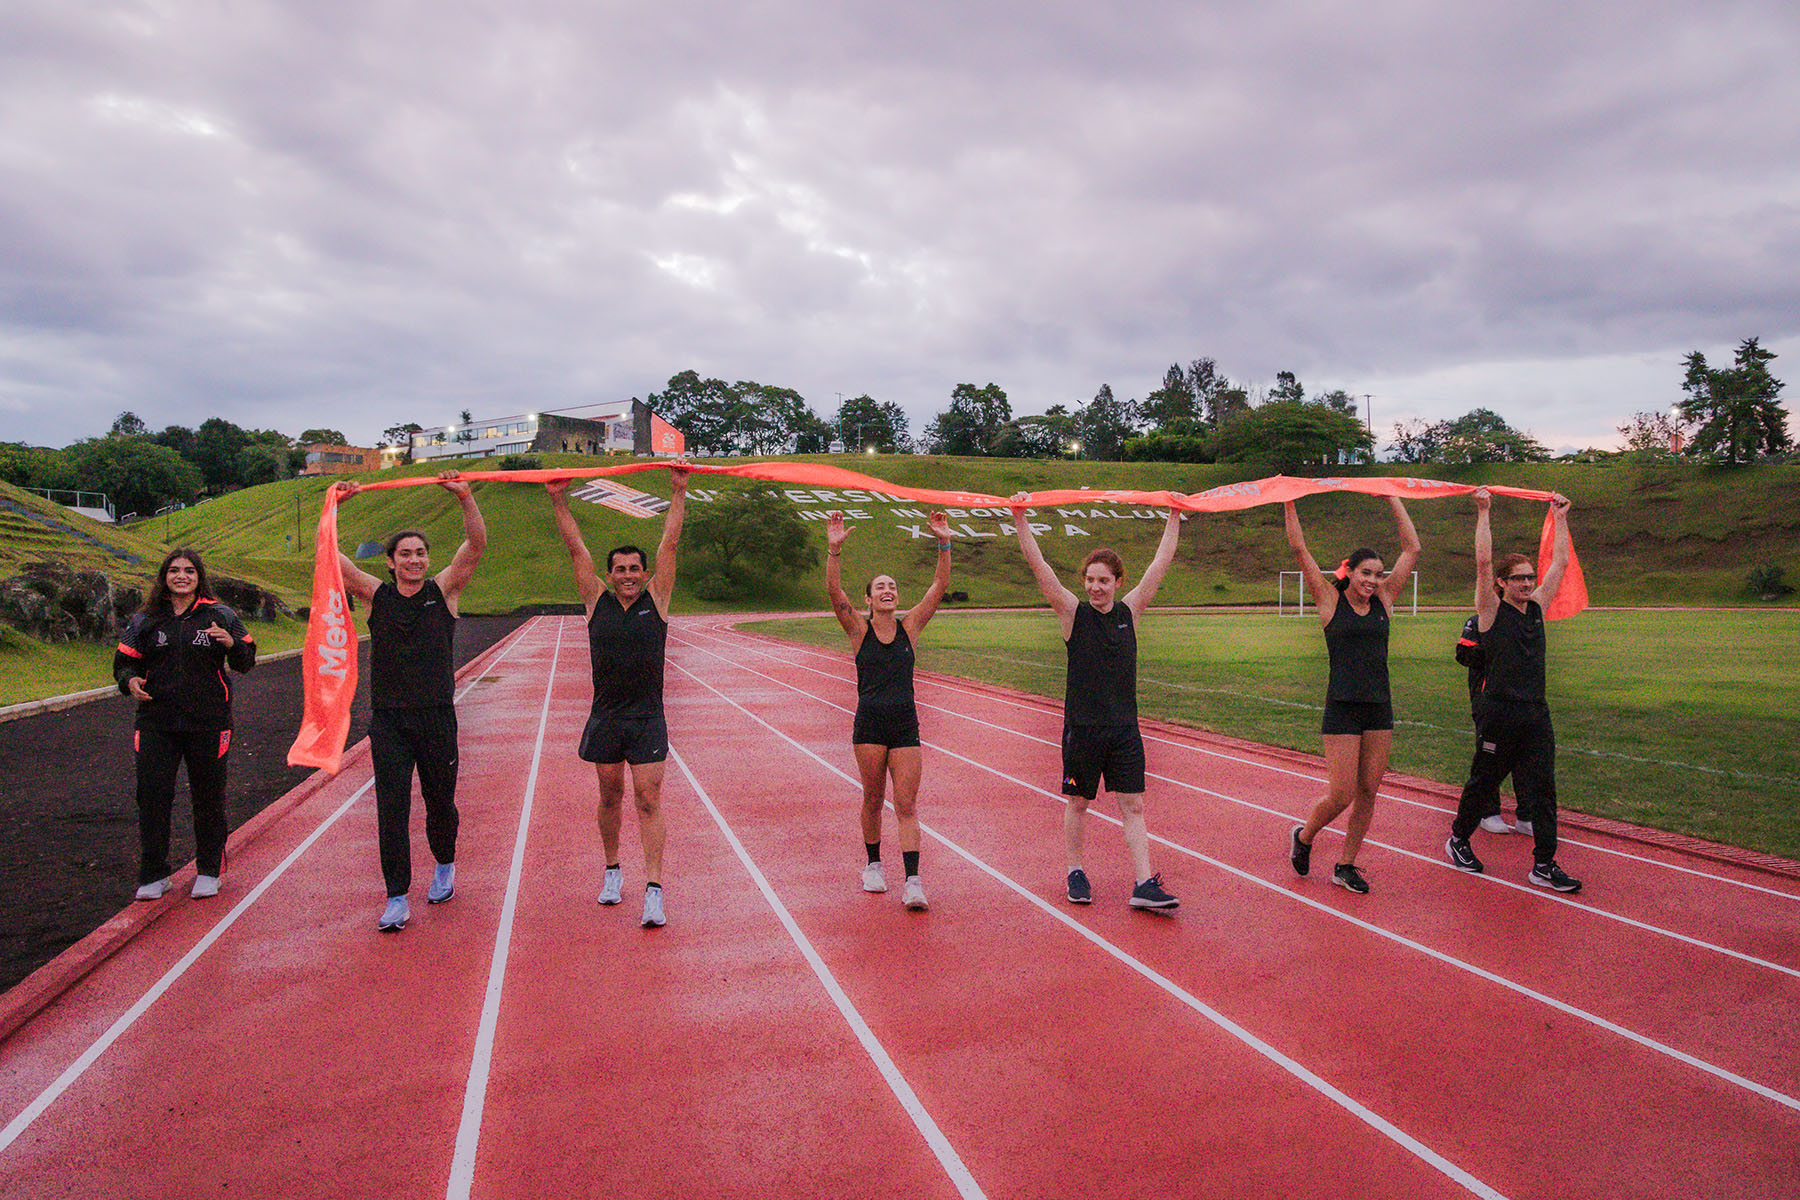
[2, 614, 1796, 1200]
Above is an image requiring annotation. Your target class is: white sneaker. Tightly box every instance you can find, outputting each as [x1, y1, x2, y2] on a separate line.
[902, 876, 929, 911]
[134, 877, 171, 901]
[1515, 818, 1535, 837]
[641, 885, 666, 928]
[1478, 815, 1513, 835]
[862, 862, 888, 893]
[378, 896, 410, 932]
[191, 875, 221, 899]
[597, 866, 623, 905]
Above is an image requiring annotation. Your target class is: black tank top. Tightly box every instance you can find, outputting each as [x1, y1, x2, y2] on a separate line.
[855, 621, 917, 719]
[1065, 602, 1137, 726]
[588, 590, 667, 718]
[1480, 600, 1546, 704]
[1324, 593, 1390, 703]
[369, 580, 456, 709]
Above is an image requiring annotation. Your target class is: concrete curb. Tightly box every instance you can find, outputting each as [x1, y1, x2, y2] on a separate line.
[0, 622, 533, 1046]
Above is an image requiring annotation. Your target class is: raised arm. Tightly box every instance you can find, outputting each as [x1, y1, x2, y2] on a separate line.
[824, 511, 865, 641]
[1376, 496, 1422, 609]
[1123, 505, 1185, 622]
[1532, 493, 1572, 608]
[902, 511, 955, 641]
[1472, 489, 1498, 629]
[546, 479, 603, 611]
[646, 463, 689, 617]
[1010, 493, 1078, 637]
[1284, 500, 1337, 624]
[329, 481, 382, 603]
[432, 471, 488, 613]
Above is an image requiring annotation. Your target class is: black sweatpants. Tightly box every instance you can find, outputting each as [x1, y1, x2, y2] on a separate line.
[1451, 699, 1559, 863]
[370, 705, 460, 898]
[135, 727, 230, 884]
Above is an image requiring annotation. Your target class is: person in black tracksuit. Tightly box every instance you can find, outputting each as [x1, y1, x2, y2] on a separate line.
[1010, 494, 1188, 912]
[824, 508, 955, 913]
[113, 548, 256, 901]
[547, 463, 689, 930]
[1445, 488, 1583, 893]
[1457, 615, 1535, 836]
[1283, 496, 1422, 896]
[333, 471, 488, 932]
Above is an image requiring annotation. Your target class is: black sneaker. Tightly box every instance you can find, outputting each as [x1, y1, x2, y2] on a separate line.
[1066, 868, 1092, 905]
[1129, 873, 1179, 911]
[1529, 861, 1583, 893]
[1289, 826, 1311, 877]
[1332, 863, 1370, 894]
[1445, 836, 1484, 874]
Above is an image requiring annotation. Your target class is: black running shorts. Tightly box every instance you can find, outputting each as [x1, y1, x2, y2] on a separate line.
[578, 714, 669, 765]
[1321, 699, 1394, 736]
[1060, 723, 1146, 800]
[852, 705, 921, 749]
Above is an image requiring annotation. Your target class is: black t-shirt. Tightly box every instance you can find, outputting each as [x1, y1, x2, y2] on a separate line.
[855, 621, 917, 721]
[1480, 600, 1547, 704]
[368, 579, 456, 709]
[1065, 601, 1137, 726]
[588, 590, 667, 719]
[1324, 594, 1390, 703]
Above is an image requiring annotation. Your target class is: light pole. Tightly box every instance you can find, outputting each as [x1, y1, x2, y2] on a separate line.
[1363, 394, 1374, 462]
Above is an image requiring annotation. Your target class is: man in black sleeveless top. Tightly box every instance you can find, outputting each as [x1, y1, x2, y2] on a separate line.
[334, 471, 488, 932]
[1446, 488, 1582, 893]
[1011, 494, 1187, 911]
[548, 465, 688, 928]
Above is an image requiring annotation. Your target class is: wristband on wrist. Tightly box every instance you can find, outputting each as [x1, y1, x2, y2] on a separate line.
[937, 540, 952, 551]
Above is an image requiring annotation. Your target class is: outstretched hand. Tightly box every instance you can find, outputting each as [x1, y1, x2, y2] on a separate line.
[1008, 490, 1032, 513]
[1473, 487, 1492, 512]
[127, 677, 151, 701]
[927, 511, 952, 541]
[203, 622, 234, 649]
[435, 470, 472, 500]
[1550, 492, 1571, 516]
[825, 510, 851, 552]
[544, 478, 573, 498]
[329, 481, 358, 501]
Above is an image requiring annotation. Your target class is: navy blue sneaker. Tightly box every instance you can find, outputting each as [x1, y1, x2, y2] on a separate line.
[1066, 868, 1092, 905]
[1129, 873, 1179, 911]
[1332, 863, 1370, 895]
[1290, 826, 1311, 877]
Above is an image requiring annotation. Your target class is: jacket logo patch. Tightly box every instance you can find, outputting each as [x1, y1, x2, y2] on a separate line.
[156, 631, 168, 646]
[193, 631, 213, 646]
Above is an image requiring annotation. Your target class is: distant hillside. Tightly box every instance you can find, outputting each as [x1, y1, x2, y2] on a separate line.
[152, 457, 1800, 612]
[0, 481, 166, 583]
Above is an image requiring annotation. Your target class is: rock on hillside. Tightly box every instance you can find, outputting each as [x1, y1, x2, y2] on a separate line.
[0, 560, 290, 643]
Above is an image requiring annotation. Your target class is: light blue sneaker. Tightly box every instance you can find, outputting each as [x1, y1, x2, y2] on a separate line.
[427, 863, 455, 905]
[641, 884, 665, 928]
[597, 866, 623, 906]
[378, 895, 410, 932]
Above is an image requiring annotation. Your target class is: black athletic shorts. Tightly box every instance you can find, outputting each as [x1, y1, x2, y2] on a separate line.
[578, 714, 669, 765]
[1321, 699, 1394, 736]
[852, 705, 921, 749]
[1061, 723, 1146, 800]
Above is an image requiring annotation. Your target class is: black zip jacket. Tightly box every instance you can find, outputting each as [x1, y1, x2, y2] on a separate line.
[113, 598, 257, 731]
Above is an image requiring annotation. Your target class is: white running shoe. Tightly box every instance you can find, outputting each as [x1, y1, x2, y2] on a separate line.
[378, 896, 410, 932]
[641, 885, 666, 928]
[902, 876, 929, 911]
[1478, 815, 1513, 835]
[1515, 818, 1536, 837]
[597, 866, 623, 905]
[862, 862, 888, 893]
[134, 877, 171, 901]
[190, 874, 221, 899]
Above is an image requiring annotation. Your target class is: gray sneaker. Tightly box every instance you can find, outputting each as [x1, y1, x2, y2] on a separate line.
[134, 877, 172, 902]
[641, 885, 666, 928]
[190, 875, 221, 899]
[427, 863, 455, 904]
[378, 895, 411, 932]
[597, 866, 623, 905]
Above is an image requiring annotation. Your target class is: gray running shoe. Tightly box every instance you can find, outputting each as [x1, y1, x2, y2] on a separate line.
[190, 875, 221, 899]
[597, 866, 623, 905]
[378, 896, 410, 932]
[641, 884, 666, 928]
[135, 877, 171, 902]
[427, 863, 455, 904]
[1514, 818, 1536, 837]
[902, 876, 929, 911]
[1479, 815, 1513, 835]
[862, 862, 888, 893]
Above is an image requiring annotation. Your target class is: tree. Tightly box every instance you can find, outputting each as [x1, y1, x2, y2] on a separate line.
[455, 409, 476, 447]
[296, 428, 350, 447]
[152, 424, 196, 461]
[108, 412, 148, 439]
[1388, 409, 1549, 463]
[923, 383, 1011, 456]
[62, 437, 203, 517]
[1212, 401, 1371, 470]
[1140, 364, 1199, 431]
[835, 394, 909, 453]
[381, 422, 423, 462]
[191, 417, 253, 492]
[1187, 358, 1237, 428]
[1679, 337, 1790, 461]
[684, 484, 820, 599]
[1075, 384, 1141, 460]
[647, 370, 743, 456]
[1209, 385, 1252, 427]
[1316, 389, 1361, 415]
[1617, 410, 1688, 457]
[1269, 371, 1306, 405]
[993, 406, 1079, 458]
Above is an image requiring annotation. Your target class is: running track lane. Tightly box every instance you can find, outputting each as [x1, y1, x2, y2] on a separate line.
[0, 615, 1794, 1198]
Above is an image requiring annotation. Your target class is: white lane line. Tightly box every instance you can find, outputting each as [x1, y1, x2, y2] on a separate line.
[680, 625, 1800, 964]
[668, 655, 1511, 1200]
[446, 617, 566, 1200]
[700, 623, 1800, 903]
[668, 632, 1800, 1115]
[667, 747, 987, 1200]
[0, 618, 546, 1156]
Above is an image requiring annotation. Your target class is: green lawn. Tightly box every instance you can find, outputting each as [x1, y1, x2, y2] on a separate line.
[751, 608, 1800, 861]
[0, 615, 311, 707]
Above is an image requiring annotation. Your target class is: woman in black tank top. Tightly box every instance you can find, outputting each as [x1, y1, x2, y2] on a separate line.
[1282, 496, 1421, 895]
[825, 509, 955, 913]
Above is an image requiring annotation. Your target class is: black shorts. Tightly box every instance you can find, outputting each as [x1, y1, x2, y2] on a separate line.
[578, 714, 669, 765]
[1061, 723, 1146, 800]
[1321, 699, 1394, 736]
[852, 705, 920, 749]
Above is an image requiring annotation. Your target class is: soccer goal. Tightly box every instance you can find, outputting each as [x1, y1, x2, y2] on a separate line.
[1278, 571, 1418, 616]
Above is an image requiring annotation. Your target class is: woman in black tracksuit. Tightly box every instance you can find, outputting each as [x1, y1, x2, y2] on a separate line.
[824, 508, 954, 913]
[113, 548, 256, 901]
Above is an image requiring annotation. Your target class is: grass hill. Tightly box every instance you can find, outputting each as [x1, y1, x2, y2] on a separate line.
[153, 456, 1800, 612]
[0, 481, 168, 581]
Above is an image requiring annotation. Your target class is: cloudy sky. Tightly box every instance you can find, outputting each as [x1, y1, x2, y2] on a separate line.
[3, 0, 1797, 456]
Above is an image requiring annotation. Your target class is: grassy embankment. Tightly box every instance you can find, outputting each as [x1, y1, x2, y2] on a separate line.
[758, 608, 1800, 861]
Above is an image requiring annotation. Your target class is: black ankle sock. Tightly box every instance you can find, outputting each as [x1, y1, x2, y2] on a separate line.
[645, 881, 660, 891]
[607, 862, 621, 871]
[902, 850, 920, 877]
[866, 842, 881, 864]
